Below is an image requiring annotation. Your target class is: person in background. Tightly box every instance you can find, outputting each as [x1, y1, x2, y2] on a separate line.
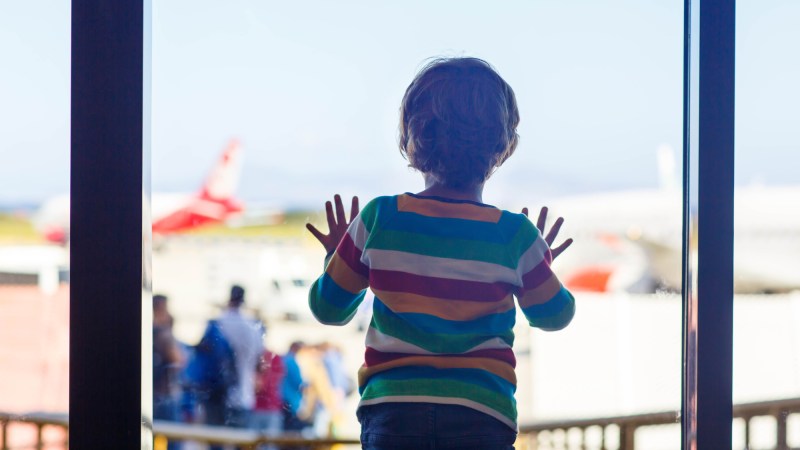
[153, 294, 185, 450]
[251, 336, 286, 450]
[280, 341, 312, 439]
[215, 285, 266, 430]
[319, 342, 353, 437]
[182, 302, 238, 450]
[294, 343, 337, 438]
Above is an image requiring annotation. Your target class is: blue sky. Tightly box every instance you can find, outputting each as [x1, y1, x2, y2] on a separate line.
[0, 0, 797, 208]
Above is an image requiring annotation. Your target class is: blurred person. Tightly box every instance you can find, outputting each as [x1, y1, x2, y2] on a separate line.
[215, 285, 265, 429]
[317, 342, 353, 437]
[251, 339, 286, 450]
[153, 294, 186, 450]
[280, 341, 312, 440]
[178, 343, 199, 423]
[183, 285, 263, 450]
[294, 344, 338, 438]
[182, 316, 236, 450]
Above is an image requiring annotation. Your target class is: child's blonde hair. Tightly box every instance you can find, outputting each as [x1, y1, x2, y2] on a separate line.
[398, 57, 520, 189]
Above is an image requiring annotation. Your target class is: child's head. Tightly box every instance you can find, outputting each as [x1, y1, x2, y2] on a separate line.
[399, 57, 520, 189]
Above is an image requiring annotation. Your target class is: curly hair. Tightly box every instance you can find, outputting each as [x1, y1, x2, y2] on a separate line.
[399, 57, 520, 189]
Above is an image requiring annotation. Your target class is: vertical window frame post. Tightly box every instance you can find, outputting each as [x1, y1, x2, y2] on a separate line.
[70, 1, 151, 447]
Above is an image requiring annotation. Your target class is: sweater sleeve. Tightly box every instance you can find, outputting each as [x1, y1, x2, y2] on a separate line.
[512, 217, 575, 331]
[308, 199, 377, 325]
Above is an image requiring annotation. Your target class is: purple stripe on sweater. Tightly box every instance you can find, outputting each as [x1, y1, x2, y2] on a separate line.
[364, 347, 517, 368]
[521, 260, 554, 290]
[369, 269, 513, 302]
[336, 233, 369, 277]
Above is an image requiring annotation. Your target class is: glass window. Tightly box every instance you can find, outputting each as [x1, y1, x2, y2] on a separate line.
[152, 1, 684, 446]
[733, 1, 800, 448]
[0, 2, 71, 448]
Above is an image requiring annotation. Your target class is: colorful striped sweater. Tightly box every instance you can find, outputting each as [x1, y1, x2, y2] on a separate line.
[308, 193, 575, 430]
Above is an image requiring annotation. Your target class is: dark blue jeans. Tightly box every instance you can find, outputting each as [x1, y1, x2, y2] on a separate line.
[357, 402, 517, 449]
[153, 396, 182, 450]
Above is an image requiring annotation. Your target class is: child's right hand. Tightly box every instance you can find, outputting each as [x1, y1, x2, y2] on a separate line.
[522, 206, 573, 260]
[306, 194, 360, 255]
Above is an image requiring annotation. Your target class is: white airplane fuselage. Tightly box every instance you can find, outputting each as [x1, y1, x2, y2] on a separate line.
[548, 185, 800, 294]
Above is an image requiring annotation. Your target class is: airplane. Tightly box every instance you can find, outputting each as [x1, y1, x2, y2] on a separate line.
[32, 139, 245, 244]
[546, 146, 800, 295]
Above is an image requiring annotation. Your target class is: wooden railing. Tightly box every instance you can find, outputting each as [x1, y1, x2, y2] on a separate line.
[0, 412, 360, 450]
[150, 422, 360, 449]
[3, 397, 800, 450]
[517, 397, 800, 450]
[0, 412, 68, 450]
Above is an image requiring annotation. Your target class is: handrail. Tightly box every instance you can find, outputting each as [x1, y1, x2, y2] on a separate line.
[520, 409, 682, 433]
[151, 421, 360, 448]
[518, 396, 800, 450]
[0, 411, 359, 450]
[0, 412, 68, 450]
[3, 397, 800, 450]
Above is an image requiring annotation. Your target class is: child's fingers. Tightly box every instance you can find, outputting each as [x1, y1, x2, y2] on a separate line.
[521, 207, 529, 217]
[334, 194, 347, 226]
[551, 238, 574, 260]
[325, 201, 335, 230]
[536, 207, 548, 233]
[350, 196, 360, 222]
[306, 223, 327, 244]
[545, 217, 565, 245]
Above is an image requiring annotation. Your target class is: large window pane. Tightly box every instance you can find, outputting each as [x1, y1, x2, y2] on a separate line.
[153, 1, 684, 447]
[734, 1, 800, 449]
[0, 2, 70, 449]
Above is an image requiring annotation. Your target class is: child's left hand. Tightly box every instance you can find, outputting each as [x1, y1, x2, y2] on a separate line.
[306, 194, 360, 255]
[522, 206, 573, 260]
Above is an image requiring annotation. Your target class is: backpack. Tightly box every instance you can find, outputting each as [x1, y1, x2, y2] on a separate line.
[183, 320, 238, 404]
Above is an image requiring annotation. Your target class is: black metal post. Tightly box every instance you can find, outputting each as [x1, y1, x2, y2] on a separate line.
[70, 1, 148, 448]
[696, 0, 735, 448]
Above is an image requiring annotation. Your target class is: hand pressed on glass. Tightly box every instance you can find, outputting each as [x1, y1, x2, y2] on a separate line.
[306, 194, 360, 255]
[522, 206, 574, 261]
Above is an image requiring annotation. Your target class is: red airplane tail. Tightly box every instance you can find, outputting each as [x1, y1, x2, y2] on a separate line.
[152, 140, 244, 234]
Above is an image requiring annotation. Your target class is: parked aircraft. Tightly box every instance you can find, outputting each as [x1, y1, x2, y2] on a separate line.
[550, 178, 800, 294]
[32, 139, 245, 244]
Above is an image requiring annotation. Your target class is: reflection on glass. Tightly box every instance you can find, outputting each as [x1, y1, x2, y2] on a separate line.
[0, 2, 70, 449]
[682, 0, 700, 446]
[733, 1, 800, 448]
[151, 1, 684, 447]
[144, 0, 154, 439]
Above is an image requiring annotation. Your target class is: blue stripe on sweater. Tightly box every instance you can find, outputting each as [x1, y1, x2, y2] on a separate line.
[369, 366, 515, 397]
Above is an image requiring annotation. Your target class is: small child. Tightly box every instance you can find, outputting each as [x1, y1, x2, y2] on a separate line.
[306, 57, 575, 449]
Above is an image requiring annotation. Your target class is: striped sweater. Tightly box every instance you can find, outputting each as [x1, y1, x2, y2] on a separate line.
[308, 193, 575, 430]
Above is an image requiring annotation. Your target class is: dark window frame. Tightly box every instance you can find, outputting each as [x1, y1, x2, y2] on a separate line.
[70, 1, 150, 448]
[682, 0, 736, 448]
